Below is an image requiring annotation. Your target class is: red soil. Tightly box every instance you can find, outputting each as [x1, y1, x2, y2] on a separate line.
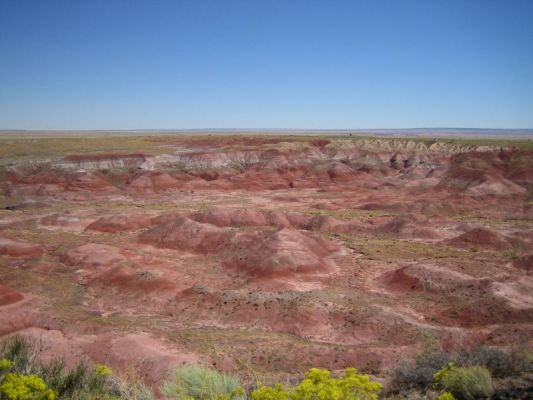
[512, 254, 533, 274]
[92, 265, 176, 293]
[139, 217, 230, 253]
[128, 171, 184, 192]
[446, 227, 509, 250]
[1, 136, 532, 387]
[0, 284, 24, 306]
[0, 237, 44, 259]
[223, 227, 339, 276]
[381, 267, 422, 293]
[86, 214, 154, 233]
[139, 217, 339, 277]
[64, 243, 127, 268]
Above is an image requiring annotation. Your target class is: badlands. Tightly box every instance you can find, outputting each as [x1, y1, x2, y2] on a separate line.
[0, 133, 532, 389]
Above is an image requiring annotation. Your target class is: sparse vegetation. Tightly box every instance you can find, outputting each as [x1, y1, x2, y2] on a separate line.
[0, 335, 154, 400]
[433, 363, 493, 400]
[1, 133, 532, 399]
[391, 350, 452, 390]
[162, 365, 244, 400]
[390, 346, 531, 398]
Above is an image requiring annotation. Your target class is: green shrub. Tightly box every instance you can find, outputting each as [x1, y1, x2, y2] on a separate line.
[390, 350, 451, 390]
[390, 346, 531, 392]
[0, 336, 38, 375]
[107, 365, 154, 400]
[456, 346, 530, 378]
[163, 365, 244, 400]
[434, 363, 493, 400]
[251, 367, 382, 400]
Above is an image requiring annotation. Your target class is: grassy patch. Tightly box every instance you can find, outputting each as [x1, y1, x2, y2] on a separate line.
[331, 234, 467, 261]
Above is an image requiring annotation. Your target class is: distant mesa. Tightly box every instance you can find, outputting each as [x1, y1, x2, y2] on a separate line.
[56, 153, 147, 170]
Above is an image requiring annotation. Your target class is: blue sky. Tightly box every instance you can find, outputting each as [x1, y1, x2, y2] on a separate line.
[1, 0, 532, 129]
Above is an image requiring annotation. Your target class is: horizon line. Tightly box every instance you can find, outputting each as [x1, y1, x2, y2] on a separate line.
[2, 127, 533, 132]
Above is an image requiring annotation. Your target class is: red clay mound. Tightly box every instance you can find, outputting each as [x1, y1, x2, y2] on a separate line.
[305, 215, 346, 232]
[23, 169, 69, 186]
[66, 172, 118, 192]
[505, 150, 533, 186]
[381, 264, 492, 294]
[139, 217, 231, 253]
[446, 227, 509, 250]
[128, 171, 182, 193]
[262, 210, 293, 228]
[285, 212, 313, 228]
[440, 151, 527, 196]
[224, 227, 339, 276]
[311, 201, 340, 211]
[464, 177, 526, 196]
[512, 254, 533, 274]
[0, 238, 43, 259]
[381, 267, 422, 292]
[65, 243, 127, 268]
[140, 218, 339, 277]
[41, 213, 84, 228]
[149, 211, 189, 225]
[192, 207, 292, 228]
[86, 214, 154, 233]
[194, 207, 281, 228]
[375, 216, 411, 235]
[326, 162, 358, 183]
[441, 152, 501, 188]
[294, 162, 357, 187]
[0, 284, 24, 306]
[375, 215, 442, 239]
[92, 266, 176, 293]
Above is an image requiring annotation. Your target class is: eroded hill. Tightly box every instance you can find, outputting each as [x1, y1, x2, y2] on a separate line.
[0, 134, 531, 391]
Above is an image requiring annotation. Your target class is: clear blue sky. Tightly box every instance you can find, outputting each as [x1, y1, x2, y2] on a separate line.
[1, 0, 532, 129]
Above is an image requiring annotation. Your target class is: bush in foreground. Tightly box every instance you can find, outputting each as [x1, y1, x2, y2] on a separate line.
[455, 346, 530, 378]
[390, 346, 531, 392]
[0, 335, 153, 400]
[251, 367, 382, 400]
[163, 365, 244, 400]
[390, 350, 452, 390]
[434, 363, 493, 400]
[436, 392, 455, 400]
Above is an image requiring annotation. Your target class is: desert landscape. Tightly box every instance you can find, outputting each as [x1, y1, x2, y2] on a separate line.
[0, 132, 531, 398]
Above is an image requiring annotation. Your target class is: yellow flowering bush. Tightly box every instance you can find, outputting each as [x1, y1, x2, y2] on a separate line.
[95, 363, 113, 377]
[437, 392, 455, 400]
[0, 373, 56, 400]
[0, 358, 13, 370]
[251, 368, 382, 400]
[251, 384, 291, 400]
